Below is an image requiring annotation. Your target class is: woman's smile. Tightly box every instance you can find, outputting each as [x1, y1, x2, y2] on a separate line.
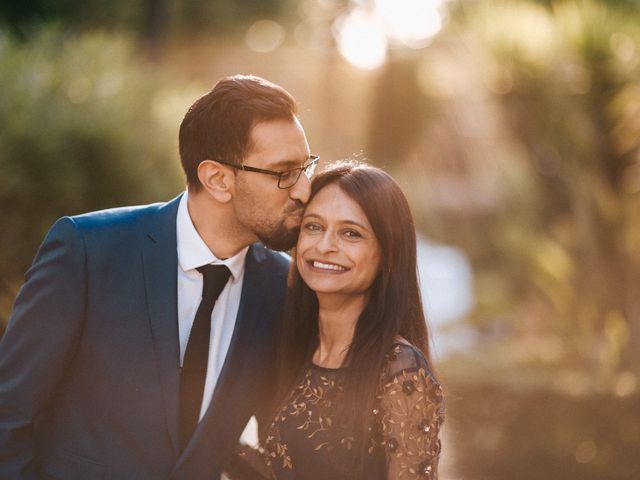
[297, 183, 381, 297]
[307, 260, 349, 272]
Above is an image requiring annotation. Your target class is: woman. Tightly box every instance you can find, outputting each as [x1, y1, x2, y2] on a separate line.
[230, 161, 444, 479]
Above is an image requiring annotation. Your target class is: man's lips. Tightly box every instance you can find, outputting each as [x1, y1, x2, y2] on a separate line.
[284, 200, 305, 218]
[287, 206, 303, 215]
[285, 208, 304, 221]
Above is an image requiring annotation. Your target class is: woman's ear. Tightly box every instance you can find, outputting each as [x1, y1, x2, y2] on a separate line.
[197, 160, 234, 203]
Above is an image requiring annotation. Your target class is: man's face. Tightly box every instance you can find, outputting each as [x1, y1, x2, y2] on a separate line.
[232, 118, 312, 251]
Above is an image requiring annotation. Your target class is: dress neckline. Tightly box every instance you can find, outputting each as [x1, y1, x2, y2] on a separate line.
[308, 360, 346, 372]
[308, 342, 413, 373]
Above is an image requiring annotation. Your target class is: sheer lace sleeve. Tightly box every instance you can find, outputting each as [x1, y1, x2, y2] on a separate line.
[224, 444, 274, 480]
[375, 344, 444, 480]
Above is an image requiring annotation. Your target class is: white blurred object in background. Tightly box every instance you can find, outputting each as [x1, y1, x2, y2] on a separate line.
[417, 236, 476, 359]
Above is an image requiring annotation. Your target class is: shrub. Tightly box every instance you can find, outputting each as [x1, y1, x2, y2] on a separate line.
[0, 27, 182, 325]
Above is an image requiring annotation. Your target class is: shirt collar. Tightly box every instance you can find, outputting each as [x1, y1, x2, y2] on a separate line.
[176, 191, 248, 281]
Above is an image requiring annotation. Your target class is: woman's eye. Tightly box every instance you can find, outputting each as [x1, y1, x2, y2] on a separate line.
[303, 222, 321, 232]
[343, 229, 362, 238]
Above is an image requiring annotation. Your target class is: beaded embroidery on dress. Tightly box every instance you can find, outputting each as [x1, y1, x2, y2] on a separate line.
[373, 344, 444, 479]
[247, 343, 444, 480]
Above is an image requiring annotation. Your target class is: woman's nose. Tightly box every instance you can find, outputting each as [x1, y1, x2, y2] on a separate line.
[316, 230, 338, 253]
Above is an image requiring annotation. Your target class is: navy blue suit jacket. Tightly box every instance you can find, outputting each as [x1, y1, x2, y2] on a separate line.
[0, 194, 289, 479]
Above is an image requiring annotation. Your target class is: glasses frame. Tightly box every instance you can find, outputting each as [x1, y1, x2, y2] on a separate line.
[216, 155, 320, 189]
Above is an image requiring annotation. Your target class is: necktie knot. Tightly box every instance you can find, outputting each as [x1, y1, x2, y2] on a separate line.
[196, 263, 230, 276]
[196, 264, 231, 300]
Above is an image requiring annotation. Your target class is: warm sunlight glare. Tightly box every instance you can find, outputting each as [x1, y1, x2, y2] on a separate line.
[335, 1, 446, 70]
[375, 0, 444, 48]
[335, 9, 388, 70]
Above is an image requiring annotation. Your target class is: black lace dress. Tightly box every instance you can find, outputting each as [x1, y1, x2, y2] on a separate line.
[228, 343, 444, 480]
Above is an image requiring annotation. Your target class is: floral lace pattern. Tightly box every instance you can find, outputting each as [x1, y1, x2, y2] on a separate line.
[261, 343, 444, 479]
[373, 346, 444, 479]
[263, 367, 354, 474]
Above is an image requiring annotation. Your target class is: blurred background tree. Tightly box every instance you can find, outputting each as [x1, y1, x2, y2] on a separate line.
[0, 0, 638, 478]
[0, 27, 183, 322]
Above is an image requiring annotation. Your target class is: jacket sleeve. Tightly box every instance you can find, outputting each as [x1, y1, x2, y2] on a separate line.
[0, 217, 87, 479]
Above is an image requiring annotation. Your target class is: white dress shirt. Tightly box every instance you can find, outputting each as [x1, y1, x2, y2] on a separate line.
[176, 192, 248, 420]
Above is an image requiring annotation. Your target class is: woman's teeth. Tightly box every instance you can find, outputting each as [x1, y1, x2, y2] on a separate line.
[312, 261, 346, 271]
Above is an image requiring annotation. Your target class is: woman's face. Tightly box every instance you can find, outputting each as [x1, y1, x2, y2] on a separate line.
[296, 183, 381, 298]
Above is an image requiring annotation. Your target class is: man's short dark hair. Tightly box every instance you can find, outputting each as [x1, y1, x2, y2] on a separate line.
[178, 75, 298, 190]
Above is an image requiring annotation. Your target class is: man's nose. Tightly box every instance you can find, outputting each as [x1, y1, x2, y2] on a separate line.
[289, 172, 311, 205]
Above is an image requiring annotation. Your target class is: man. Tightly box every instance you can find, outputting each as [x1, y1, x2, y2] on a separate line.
[0, 75, 318, 479]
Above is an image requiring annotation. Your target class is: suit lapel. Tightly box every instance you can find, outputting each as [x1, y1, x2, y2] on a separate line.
[142, 194, 182, 454]
[173, 245, 270, 477]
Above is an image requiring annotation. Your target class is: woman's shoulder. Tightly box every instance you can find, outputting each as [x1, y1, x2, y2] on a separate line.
[383, 339, 437, 383]
[379, 339, 445, 417]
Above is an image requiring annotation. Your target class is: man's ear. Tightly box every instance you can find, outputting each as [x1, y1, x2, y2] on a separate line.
[197, 160, 234, 203]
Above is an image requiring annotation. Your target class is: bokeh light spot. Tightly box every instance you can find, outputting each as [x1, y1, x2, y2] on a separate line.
[613, 371, 637, 397]
[483, 64, 514, 95]
[610, 32, 636, 63]
[335, 10, 388, 70]
[575, 440, 597, 464]
[246, 20, 285, 53]
[375, 0, 443, 48]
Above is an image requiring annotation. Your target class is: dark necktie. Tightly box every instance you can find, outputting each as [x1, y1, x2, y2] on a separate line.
[179, 264, 231, 451]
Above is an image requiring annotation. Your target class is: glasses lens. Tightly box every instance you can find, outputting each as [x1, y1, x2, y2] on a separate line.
[278, 168, 302, 189]
[304, 159, 318, 179]
[278, 157, 319, 188]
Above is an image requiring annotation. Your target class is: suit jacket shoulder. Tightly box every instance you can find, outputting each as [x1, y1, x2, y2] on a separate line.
[69, 197, 178, 234]
[248, 244, 290, 274]
[58, 196, 182, 259]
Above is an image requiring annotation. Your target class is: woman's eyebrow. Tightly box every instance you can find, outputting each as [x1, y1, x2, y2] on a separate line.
[302, 213, 368, 230]
[340, 219, 368, 230]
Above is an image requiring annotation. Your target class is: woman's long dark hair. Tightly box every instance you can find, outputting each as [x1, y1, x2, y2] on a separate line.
[273, 161, 434, 476]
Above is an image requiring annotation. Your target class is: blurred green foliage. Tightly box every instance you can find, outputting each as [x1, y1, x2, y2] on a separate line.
[0, 0, 288, 40]
[366, 0, 640, 378]
[0, 28, 182, 323]
[362, 3, 640, 475]
[464, 0, 640, 374]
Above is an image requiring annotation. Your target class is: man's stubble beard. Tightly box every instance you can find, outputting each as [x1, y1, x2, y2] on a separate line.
[235, 198, 304, 252]
[257, 221, 300, 252]
[256, 200, 305, 251]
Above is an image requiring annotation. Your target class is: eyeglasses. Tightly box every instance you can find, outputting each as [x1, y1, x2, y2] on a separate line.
[217, 155, 320, 189]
